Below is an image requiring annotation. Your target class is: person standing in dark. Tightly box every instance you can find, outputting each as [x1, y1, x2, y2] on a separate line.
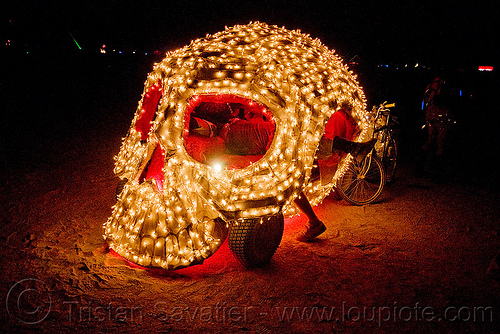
[421, 76, 452, 180]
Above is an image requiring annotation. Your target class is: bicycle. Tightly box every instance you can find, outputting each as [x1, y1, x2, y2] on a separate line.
[372, 101, 399, 183]
[335, 102, 398, 205]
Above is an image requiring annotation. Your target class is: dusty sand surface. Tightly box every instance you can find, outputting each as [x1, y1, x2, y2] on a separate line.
[1, 53, 499, 333]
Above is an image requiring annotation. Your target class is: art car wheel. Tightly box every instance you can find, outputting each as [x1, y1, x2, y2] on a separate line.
[228, 213, 284, 268]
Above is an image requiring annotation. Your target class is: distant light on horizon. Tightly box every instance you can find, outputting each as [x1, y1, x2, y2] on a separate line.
[478, 66, 493, 72]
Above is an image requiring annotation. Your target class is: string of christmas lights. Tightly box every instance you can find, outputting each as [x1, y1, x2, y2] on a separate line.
[104, 22, 371, 269]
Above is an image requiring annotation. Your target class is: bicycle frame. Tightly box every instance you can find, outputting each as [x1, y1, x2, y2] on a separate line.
[371, 102, 398, 183]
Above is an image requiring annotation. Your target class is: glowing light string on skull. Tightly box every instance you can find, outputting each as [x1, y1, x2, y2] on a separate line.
[104, 22, 370, 269]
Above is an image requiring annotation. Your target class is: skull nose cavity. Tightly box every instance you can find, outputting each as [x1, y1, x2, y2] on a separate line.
[135, 83, 163, 140]
[139, 144, 165, 191]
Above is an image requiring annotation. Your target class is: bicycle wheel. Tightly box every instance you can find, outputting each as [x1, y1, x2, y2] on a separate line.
[336, 153, 385, 205]
[383, 137, 398, 183]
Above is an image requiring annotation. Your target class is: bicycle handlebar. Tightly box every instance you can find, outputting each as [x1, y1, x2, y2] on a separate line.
[373, 102, 396, 113]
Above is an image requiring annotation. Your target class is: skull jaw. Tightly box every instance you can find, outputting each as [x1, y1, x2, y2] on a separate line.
[104, 179, 228, 270]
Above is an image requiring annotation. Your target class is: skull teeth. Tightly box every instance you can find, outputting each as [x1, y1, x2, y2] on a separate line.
[104, 181, 226, 269]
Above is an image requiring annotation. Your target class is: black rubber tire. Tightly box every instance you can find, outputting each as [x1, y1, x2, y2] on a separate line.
[228, 213, 284, 268]
[336, 154, 385, 205]
[116, 178, 128, 200]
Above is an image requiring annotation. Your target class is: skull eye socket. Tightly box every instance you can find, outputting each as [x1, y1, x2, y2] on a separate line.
[135, 83, 163, 140]
[183, 95, 275, 170]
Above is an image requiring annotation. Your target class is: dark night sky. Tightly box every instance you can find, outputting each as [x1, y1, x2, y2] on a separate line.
[2, 0, 499, 67]
[1, 1, 499, 188]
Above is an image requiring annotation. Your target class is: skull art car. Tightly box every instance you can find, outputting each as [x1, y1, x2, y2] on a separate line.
[103, 22, 371, 269]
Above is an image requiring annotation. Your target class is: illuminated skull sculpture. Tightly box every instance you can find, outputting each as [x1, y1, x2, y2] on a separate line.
[104, 22, 371, 269]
